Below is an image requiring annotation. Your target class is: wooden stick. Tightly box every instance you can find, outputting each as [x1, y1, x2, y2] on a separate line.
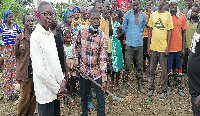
[75, 68, 122, 102]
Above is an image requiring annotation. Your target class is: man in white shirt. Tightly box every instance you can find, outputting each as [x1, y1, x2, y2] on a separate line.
[30, 1, 66, 116]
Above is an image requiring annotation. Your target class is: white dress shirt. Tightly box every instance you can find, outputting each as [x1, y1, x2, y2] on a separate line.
[30, 24, 64, 104]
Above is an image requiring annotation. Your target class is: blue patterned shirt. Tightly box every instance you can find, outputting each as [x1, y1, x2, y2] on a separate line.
[122, 10, 146, 47]
[0, 23, 21, 45]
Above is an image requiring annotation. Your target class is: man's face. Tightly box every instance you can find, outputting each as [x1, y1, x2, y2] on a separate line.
[83, 10, 89, 20]
[38, 5, 54, 30]
[80, 8, 86, 17]
[191, 7, 199, 18]
[186, 0, 193, 7]
[132, 1, 139, 13]
[90, 12, 100, 29]
[24, 15, 34, 31]
[51, 10, 58, 28]
[157, 0, 165, 9]
[111, 0, 117, 9]
[146, 1, 152, 11]
[104, 3, 111, 14]
[96, 3, 103, 13]
[169, 2, 177, 12]
[6, 14, 14, 24]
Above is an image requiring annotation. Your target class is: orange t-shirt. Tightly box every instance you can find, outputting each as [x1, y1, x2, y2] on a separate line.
[169, 14, 187, 52]
[143, 10, 153, 38]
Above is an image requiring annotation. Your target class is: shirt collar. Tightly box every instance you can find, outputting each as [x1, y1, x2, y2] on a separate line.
[188, 17, 199, 23]
[36, 23, 51, 36]
[20, 29, 30, 41]
[87, 25, 101, 37]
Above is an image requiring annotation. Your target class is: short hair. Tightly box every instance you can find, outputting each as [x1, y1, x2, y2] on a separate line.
[63, 29, 71, 36]
[194, 4, 199, 8]
[89, 8, 100, 18]
[103, 0, 111, 7]
[38, 1, 50, 13]
[22, 13, 33, 24]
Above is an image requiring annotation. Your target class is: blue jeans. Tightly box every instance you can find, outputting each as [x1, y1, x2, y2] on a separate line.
[191, 95, 200, 116]
[38, 99, 60, 116]
[167, 52, 182, 71]
[79, 76, 105, 116]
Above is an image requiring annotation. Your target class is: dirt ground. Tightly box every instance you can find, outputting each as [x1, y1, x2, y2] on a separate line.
[0, 65, 194, 116]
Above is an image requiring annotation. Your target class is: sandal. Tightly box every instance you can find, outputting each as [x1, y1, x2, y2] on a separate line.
[60, 103, 65, 108]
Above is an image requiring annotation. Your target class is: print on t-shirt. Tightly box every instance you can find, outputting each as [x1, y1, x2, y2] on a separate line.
[154, 18, 165, 30]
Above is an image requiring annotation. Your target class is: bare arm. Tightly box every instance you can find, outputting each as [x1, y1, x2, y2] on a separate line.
[109, 17, 113, 37]
[117, 25, 124, 40]
[147, 27, 152, 56]
[165, 29, 172, 55]
[182, 29, 186, 55]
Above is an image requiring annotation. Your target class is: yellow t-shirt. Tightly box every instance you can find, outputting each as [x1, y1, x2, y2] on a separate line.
[100, 17, 113, 53]
[148, 11, 174, 52]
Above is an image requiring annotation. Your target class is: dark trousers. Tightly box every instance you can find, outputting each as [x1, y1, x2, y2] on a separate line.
[167, 52, 182, 71]
[149, 51, 168, 92]
[191, 95, 200, 116]
[18, 78, 36, 116]
[183, 48, 190, 73]
[79, 76, 105, 116]
[124, 46, 143, 75]
[38, 99, 60, 116]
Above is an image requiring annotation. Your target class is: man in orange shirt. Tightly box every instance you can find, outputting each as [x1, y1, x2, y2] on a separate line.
[142, 0, 152, 82]
[168, 0, 187, 97]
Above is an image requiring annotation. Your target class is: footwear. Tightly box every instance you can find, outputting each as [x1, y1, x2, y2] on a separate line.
[138, 83, 146, 94]
[168, 70, 173, 76]
[160, 92, 166, 99]
[137, 74, 146, 94]
[122, 73, 128, 95]
[88, 101, 94, 110]
[167, 87, 171, 95]
[142, 76, 148, 82]
[147, 90, 154, 97]
[177, 89, 185, 97]
[60, 103, 65, 108]
[122, 85, 127, 95]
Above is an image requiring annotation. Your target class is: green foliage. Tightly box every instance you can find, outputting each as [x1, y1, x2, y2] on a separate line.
[0, 0, 34, 29]
[178, 0, 187, 12]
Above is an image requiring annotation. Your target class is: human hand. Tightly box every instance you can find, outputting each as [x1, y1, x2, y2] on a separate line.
[165, 47, 169, 56]
[57, 79, 66, 100]
[181, 49, 185, 57]
[102, 82, 107, 93]
[147, 46, 151, 56]
[195, 96, 200, 109]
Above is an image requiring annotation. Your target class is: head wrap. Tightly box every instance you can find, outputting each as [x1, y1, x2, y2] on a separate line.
[35, 9, 39, 23]
[3, 10, 13, 23]
[72, 6, 80, 13]
[169, 0, 178, 4]
[63, 10, 73, 24]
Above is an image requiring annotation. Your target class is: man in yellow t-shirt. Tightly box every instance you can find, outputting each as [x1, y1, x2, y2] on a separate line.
[147, 0, 174, 99]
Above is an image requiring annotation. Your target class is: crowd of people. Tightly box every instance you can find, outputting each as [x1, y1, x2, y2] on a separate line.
[0, 0, 200, 116]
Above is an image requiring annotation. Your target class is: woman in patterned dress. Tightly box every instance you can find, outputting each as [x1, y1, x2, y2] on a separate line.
[110, 11, 124, 90]
[62, 10, 78, 44]
[71, 7, 83, 31]
[0, 10, 21, 99]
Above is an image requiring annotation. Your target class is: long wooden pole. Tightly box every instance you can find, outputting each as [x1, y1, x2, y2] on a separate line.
[75, 68, 122, 102]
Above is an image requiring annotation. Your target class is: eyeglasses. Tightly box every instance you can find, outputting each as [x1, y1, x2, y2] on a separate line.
[40, 12, 57, 17]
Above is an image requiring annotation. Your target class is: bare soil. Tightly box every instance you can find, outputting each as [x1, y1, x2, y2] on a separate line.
[0, 66, 193, 116]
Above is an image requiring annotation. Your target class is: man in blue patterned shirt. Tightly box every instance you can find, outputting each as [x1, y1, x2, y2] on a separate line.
[122, 0, 146, 95]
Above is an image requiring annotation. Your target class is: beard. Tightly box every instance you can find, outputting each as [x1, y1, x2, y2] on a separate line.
[51, 23, 57, 29]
